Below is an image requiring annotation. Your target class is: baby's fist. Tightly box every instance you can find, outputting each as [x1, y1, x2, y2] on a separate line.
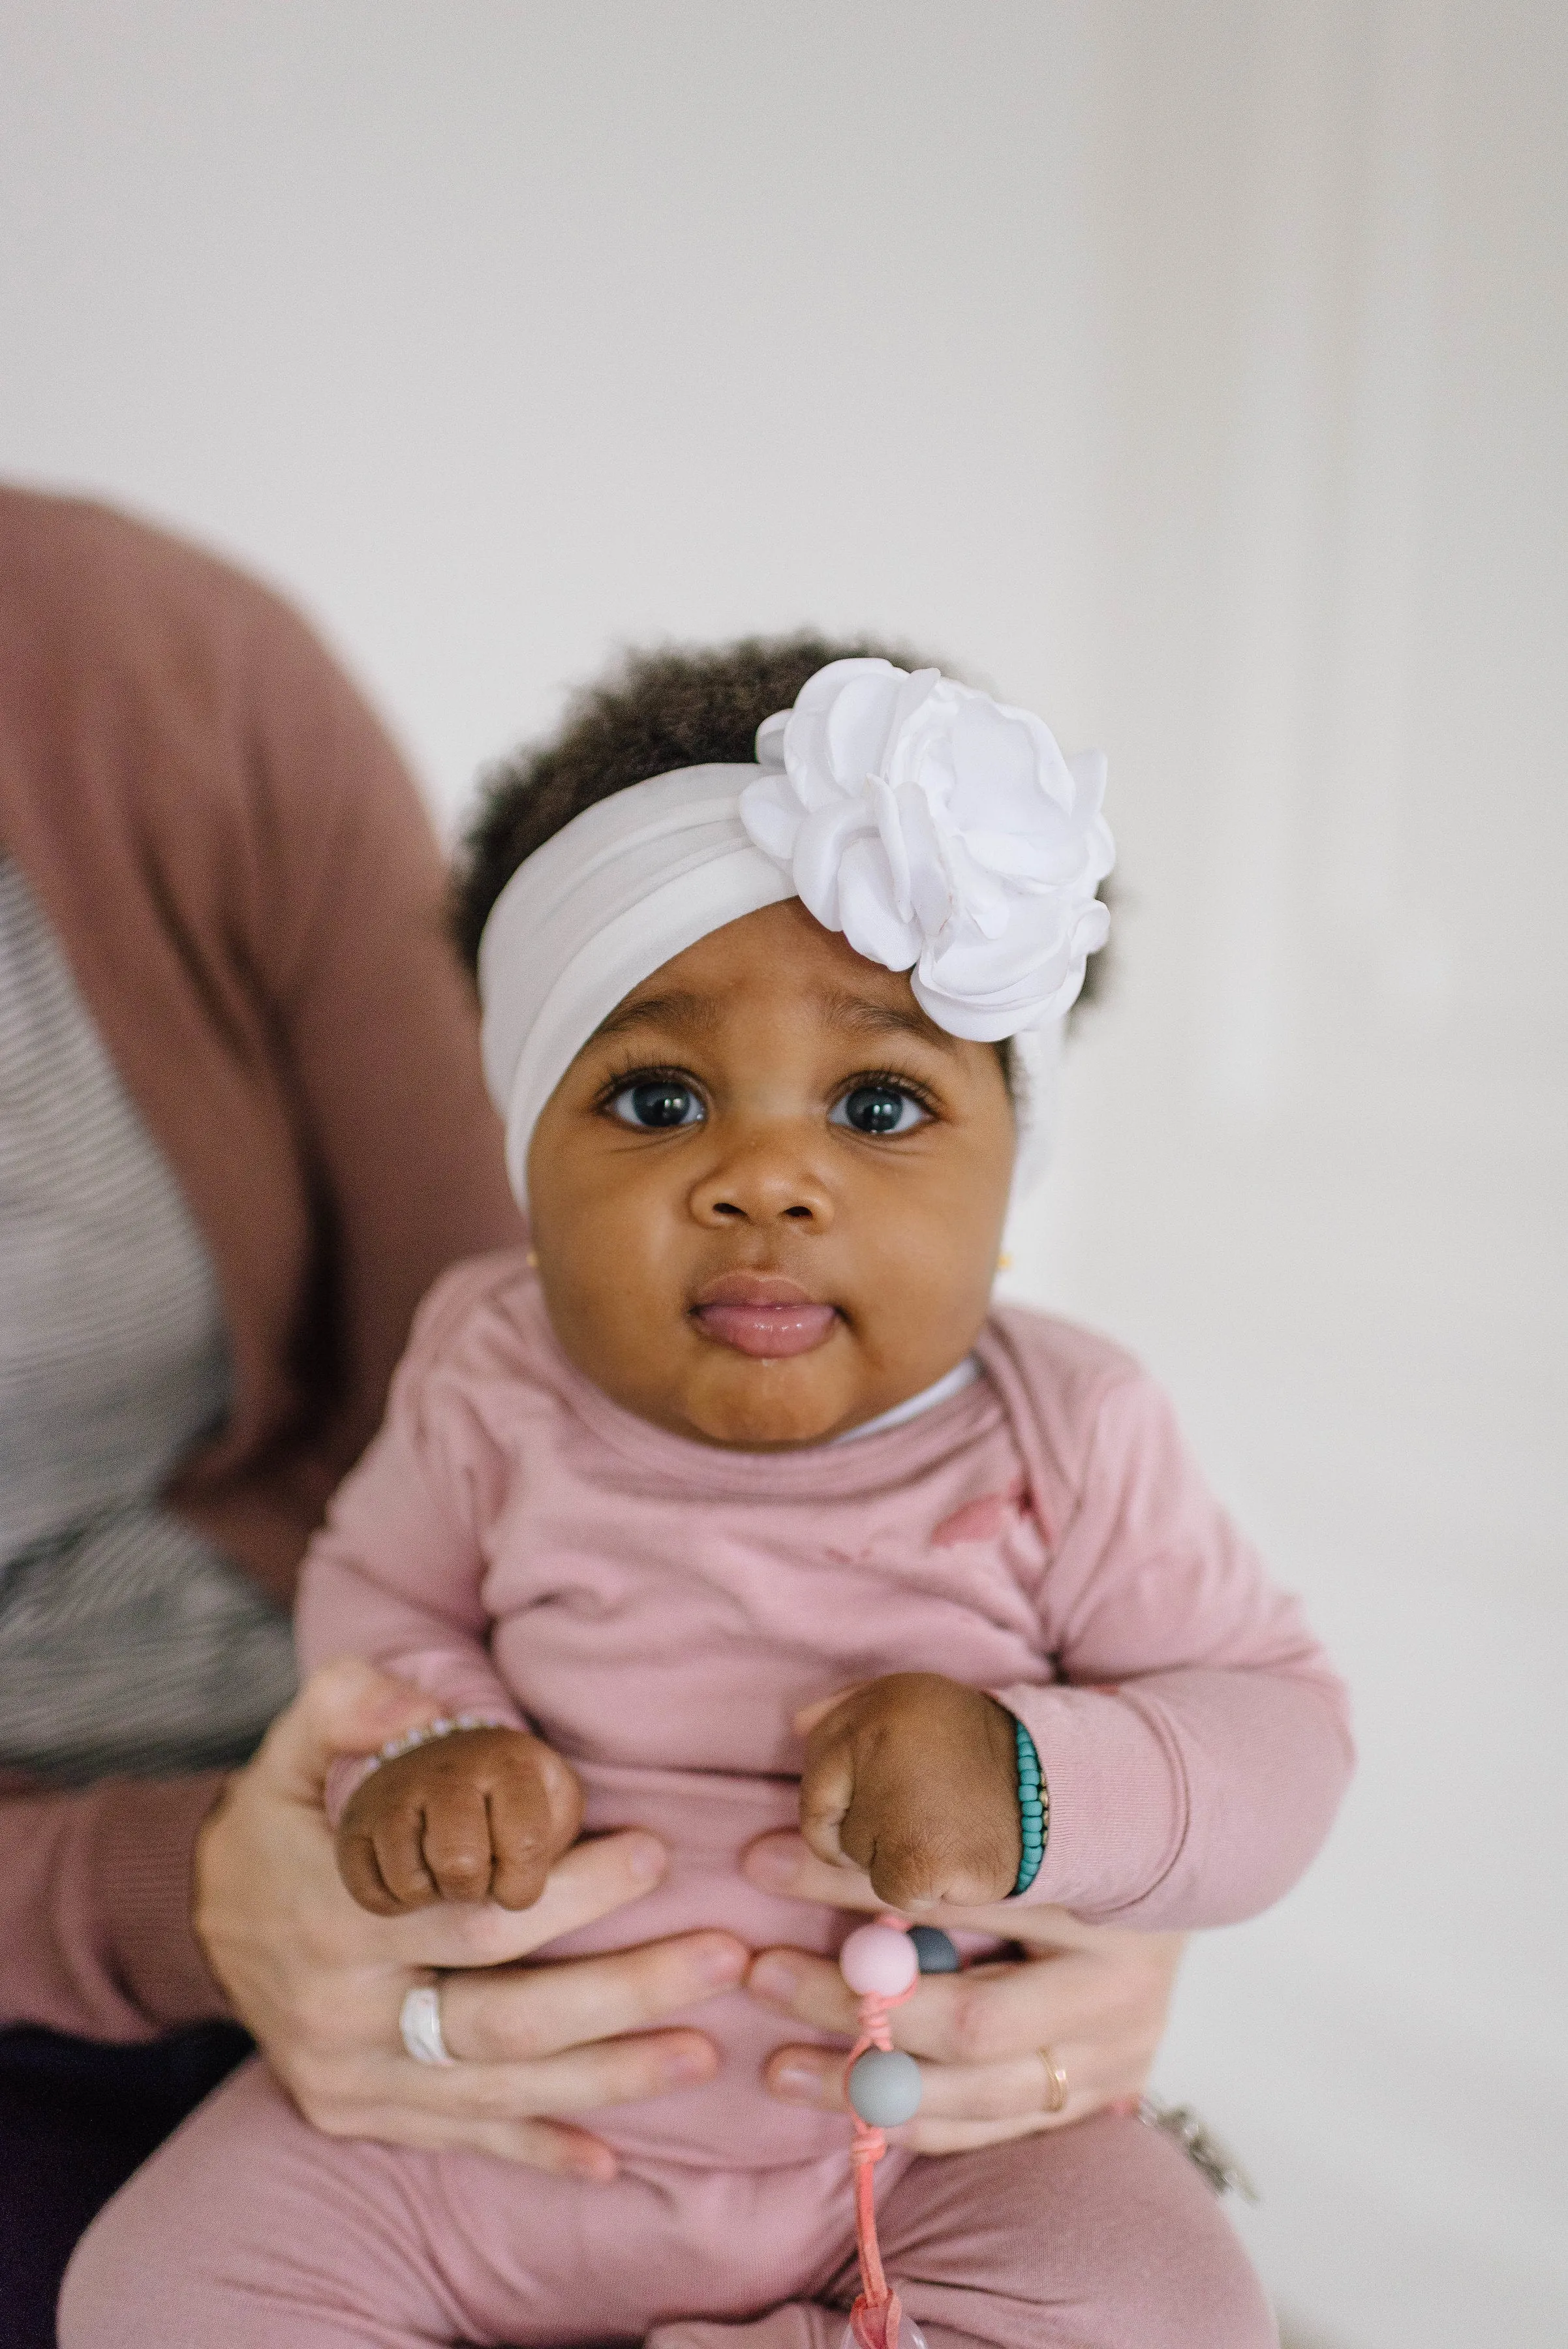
[335, 1726, 583, 1915]
[798, 1674, 1021, 1911]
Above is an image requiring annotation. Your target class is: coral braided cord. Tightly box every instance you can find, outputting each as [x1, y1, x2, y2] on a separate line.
[846, 1984, 915, 2349]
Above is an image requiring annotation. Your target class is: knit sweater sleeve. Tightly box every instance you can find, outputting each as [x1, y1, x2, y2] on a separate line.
[0, 1772, 230, 2038]
[985, 1336, 1354, 1929]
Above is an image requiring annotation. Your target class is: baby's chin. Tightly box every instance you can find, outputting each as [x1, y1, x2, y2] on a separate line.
[672, 1349, 874, 1452]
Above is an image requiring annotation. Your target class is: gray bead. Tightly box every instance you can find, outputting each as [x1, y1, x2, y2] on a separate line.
[847, 2047, 923, 2126]
[908, 1926, 961, 1974]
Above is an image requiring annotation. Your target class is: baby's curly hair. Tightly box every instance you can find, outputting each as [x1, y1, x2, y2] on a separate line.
[452, 632, 1106, 1021]
[452, 633, 942, 969]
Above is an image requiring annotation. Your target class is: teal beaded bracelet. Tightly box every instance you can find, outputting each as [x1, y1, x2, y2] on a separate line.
[1011, 1716, 1048, 1896]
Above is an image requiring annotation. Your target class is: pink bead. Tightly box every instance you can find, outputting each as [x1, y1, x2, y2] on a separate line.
[839, 1923, 919, 1997]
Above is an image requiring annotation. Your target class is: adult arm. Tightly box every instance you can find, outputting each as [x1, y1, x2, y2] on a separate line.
[0, 1774, 229, 2040]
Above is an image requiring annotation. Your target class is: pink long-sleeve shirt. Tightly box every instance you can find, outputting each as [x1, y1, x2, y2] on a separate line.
[298, 1249, 1352, 2168]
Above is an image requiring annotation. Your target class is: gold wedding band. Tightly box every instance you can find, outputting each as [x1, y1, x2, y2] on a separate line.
[1038, 2047, 1068, 2113]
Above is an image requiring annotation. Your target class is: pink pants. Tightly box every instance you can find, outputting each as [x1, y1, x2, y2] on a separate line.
[59, 2059, 1276, 2349]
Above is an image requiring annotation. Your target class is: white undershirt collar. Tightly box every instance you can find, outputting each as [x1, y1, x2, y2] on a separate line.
[832, 1355, 981, 1444]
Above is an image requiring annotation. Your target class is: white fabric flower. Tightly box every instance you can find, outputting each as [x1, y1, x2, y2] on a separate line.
[740, 658, 1113, 1041]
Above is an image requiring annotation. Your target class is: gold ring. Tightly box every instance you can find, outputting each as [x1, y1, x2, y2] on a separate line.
[1038, 2048, 1068, 2113]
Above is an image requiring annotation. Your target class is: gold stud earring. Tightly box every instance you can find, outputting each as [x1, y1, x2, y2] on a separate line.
[526, 1248, 539, 1268]
[997, 1252, 1013, 1273]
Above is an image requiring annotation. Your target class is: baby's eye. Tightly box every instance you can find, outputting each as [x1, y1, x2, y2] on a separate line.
[829, 1084, 930, 1137]
[608, 1077, 705, 1129]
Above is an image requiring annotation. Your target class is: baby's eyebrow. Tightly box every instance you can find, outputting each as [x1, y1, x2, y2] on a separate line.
[589, 985, 957, 1055]
[818, 991, 961, 1055]
[590, 990, 720, 1045]
[822, 991, 957, 1057]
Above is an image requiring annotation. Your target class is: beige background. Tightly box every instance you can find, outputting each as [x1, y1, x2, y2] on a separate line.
[3, 6, 1563, 2343]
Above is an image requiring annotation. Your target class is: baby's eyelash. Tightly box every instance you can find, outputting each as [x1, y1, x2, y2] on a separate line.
[838, 1067, 944, 1116]
[591, 1061, 945, 1121]
[591, 1060, 701, 1112]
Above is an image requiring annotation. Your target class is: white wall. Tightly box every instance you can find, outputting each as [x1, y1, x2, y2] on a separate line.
[3, 7, 1563, 2344]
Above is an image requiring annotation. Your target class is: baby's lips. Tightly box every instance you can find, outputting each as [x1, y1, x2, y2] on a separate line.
[690, 1300, 837, 1358]
[688, 1270, 840, 1360]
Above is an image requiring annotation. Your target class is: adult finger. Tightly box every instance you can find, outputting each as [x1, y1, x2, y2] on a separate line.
[760, 2034, 1117, 2130]
[364, 2025, 724, 2125]
[321, 2020, 728, 2132]
[260, 1659, 446, 1808]
[441, 1930, 749, 2063]
[745, 1828, 1023, 1926]
[318, 2106, 620, 2176]
[743, 1831, 1172, 1961]
[384, 1829, 673, 1970]
[748, 1947, 1064, 2066]
[742, 1829, 897, 1916]
[748, 1942, 1167, 2072]
[791, 1686, 868, 1738]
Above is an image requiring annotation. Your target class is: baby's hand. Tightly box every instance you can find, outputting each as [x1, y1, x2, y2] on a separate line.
[797, 1673, 1022, 1912]
[335, 1727, 583, 1915]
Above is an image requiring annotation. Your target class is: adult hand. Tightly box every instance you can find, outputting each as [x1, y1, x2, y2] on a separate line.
[741, 1831, 1181, 2154]
[192, 1661, 748, 2176]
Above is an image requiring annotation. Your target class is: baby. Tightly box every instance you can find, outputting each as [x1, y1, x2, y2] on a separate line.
[63, 640, 1353, 2349]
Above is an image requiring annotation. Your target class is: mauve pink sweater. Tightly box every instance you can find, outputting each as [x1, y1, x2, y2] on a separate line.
[0, 489, 521, 2042]
[300, 1250, 1352, 2168]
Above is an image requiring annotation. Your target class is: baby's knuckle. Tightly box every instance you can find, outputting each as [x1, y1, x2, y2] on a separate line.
[491, 1867, 545, 1911]
[437, 1854, 491, 1896]
[876, 1828, 962, 1909]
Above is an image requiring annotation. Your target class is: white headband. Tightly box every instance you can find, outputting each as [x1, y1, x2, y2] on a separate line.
[479, 658, 1113, 1205]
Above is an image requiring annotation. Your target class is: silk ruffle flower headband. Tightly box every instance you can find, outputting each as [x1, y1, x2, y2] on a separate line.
[478, 657, 1113, 1203]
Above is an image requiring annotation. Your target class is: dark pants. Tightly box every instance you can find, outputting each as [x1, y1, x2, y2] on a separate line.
[0, 2023, 251, 2348]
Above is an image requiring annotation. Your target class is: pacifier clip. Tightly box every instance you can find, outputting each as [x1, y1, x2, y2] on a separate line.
[837, 1920, 961, 2349]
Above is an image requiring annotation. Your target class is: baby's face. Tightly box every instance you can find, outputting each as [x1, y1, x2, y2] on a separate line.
[527, 900, 1015, 1448]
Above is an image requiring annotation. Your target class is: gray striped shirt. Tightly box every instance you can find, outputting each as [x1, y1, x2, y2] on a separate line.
[0, 857, 295, 1783]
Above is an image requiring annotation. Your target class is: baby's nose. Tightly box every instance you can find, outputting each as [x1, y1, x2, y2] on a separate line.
[689, 1135, 833, 1228]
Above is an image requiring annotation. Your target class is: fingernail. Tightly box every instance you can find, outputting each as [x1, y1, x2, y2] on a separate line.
[696, 1937, 748, 1988]
[626, 1835, 666, 1884]
[747, 1951, 804, 2006]
[663, 2042, 718, 2085]
[743, 1837, 802, 1894]
[771, 2060, 829, 2105]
